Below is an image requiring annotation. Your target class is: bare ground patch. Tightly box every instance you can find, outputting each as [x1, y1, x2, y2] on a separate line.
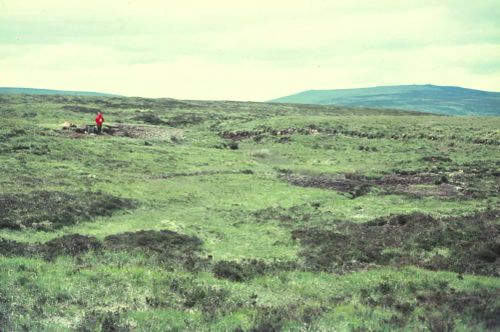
[279, 167, 498, 199]
[61, 124, 182, 141]
[150, 169, 253, 180]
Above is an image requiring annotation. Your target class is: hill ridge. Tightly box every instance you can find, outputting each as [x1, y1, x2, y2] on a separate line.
[271, 84, 500, 116]
[0, 87, 119, 97]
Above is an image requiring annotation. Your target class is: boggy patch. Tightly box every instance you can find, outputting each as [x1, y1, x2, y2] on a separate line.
[292, 211, 500, 276]
[360, 281, 500, 330]
[0, 191, 137, 230]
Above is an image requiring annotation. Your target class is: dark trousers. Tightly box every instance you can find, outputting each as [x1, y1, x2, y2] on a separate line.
[96, 125, 102, 134]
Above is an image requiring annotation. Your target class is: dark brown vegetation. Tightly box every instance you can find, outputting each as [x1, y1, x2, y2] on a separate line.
[360, 280, 500, 330]
[166, 113, 206, 127]
[104, 229, 202, 255]
[292, 211, 500, 276]
[132, 112, 166, 125]
[43, 234, 102, 261]
[212, 259, 297, 282]
[104, 230, 205, 269]
[0, 229, 204, 266]
[61, 105, 100, 113]
[0, 191, 136, 230]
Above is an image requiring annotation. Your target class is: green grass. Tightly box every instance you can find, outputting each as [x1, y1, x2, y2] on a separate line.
[0, 94, 499, 331]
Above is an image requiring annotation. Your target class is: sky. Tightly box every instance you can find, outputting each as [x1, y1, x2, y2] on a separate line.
[1, 0, 499, 101]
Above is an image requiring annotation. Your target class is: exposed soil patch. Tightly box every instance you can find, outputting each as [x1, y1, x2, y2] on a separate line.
[279, 169, 487, 199]
[151, 169, 253, 180]
[279, 172, 375, 198]
[0, 191, 136, 230]
[292, 211, 500, 276]
[62, 124, 181, 141]
[360, 281, 500, 330]
[393, 165, 500, 199]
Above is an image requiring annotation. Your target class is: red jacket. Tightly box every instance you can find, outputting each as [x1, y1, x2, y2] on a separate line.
[95, 114, 104, 126]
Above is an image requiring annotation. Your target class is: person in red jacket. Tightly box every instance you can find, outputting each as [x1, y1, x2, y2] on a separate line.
[95, 111, 104, 134]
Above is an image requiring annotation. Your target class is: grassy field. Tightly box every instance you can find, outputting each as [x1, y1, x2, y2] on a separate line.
[0, 94, 499, 331]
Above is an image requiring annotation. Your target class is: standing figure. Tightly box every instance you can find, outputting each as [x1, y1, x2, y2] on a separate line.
[95, 112, 104, 134]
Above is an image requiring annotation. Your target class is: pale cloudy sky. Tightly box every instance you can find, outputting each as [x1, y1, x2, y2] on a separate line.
[1, 0, 499, 100]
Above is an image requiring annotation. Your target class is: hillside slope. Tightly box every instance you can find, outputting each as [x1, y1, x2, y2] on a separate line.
[0, 87, 119, 97]
[271, 84, 500, 115]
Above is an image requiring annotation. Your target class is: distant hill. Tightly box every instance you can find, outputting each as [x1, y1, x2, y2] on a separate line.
[0, 87, 119, 97]
[270, 85, 500, 116]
